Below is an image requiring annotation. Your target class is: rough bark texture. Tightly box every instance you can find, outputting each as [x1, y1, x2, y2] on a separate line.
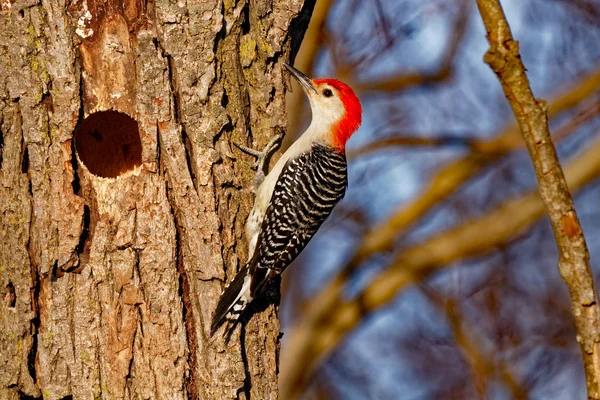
[0, 0, 314, 398]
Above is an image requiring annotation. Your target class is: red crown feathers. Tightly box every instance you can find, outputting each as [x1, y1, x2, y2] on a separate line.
[313, 79, 362, 151]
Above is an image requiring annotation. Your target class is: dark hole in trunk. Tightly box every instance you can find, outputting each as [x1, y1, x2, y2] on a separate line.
[74, 111, 142, 178]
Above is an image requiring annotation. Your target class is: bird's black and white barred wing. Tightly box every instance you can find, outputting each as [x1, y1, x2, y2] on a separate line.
[249, 143, 348, 297]
[210, 144, 347, 336]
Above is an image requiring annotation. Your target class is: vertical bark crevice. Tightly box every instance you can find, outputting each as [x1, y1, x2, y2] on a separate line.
[2, 0, 312, 397]
[75, 205, 90, 257]
[51, 261, 62, 282]
[167, 186, 198, 400]
[155, 121, 162, 175]
[165, 55, 198, 194]
[124, 316, 137, 397]
[24, 134, 39, 388]
[0, 126, 4, 169]
[181, 129, 198, 194]
[20, 144, 28, 175]
[213, 9, 227, 55]
[70, 140, 81, 195]
[26, 264, 39, 388]
[238, 324, 252, 400]
[241, 3, 250, 35]
[6, 282, 16, 308]
[166, 56, 181, 125]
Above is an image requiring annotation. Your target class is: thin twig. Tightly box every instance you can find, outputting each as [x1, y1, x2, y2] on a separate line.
[348, 98, 600, 158]
[475, 0, 600, 397]
[352, 0, 470, 92]
[419, 284, 528, 400]
[345, 67, 600, 275]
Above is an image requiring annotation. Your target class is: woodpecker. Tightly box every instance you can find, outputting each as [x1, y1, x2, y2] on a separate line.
[211, 63, 362, 338]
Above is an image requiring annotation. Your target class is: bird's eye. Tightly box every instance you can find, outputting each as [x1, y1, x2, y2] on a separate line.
[322, 89, 333, 98]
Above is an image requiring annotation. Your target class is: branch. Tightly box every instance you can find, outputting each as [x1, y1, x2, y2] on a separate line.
[279, 135, 600, 399]
[475, 1, 600, 398]
[552, 99, 600, 143]
[348, 67, 600, 272]
[278, 66, 600, 398]
[553, 0, 600, 23]
[354, 0, 471, 92]
[347, 135, 480, 157]
[419, 285, 528, 400]
[348, 98, 600, 158]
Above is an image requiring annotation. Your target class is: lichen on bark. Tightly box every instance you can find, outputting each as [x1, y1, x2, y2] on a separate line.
[0, 0, 315, 398]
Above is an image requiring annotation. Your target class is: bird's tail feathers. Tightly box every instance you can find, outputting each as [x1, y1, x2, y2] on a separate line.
[211, 266, 252, 338]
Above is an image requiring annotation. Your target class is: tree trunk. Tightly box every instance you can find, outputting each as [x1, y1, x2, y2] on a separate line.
[0, 0, 314, 398]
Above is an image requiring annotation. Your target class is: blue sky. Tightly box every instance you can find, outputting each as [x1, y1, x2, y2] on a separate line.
[281, 0, 600, 398]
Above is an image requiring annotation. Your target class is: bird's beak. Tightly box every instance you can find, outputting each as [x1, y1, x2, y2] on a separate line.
[284, 63, 317, 94]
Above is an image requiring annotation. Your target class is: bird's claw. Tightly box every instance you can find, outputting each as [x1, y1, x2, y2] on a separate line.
[234, 135, 281, 171]
[233, 143, 264, 162]
[233, 132, 283, 188]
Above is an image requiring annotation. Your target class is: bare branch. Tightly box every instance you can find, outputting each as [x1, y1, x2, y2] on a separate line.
[348, 135, 479, 157]
[419, 285, 528, 400]
[348, 98, 600, 158]
[553, 99, 600, 143]
[350, 67, 600, 270]
[354, 0, 471, 92]
[475, 0, 600, 397]
[278, 64, 600, 398]
[553, 0, 600, 23]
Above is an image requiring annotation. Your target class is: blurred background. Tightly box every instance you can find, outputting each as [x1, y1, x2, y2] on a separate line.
[280, 0, 600, 398]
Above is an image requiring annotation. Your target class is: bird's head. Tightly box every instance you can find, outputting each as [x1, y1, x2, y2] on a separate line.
[284, 63, 362, 151]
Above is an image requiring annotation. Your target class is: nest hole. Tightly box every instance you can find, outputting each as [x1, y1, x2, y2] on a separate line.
[74, 111, 142, 178]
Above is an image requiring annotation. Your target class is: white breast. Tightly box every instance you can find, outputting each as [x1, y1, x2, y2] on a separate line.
[244, 121, 332, 261]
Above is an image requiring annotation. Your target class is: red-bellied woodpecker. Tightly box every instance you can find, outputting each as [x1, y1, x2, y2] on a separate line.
[211, 63, 362, 338]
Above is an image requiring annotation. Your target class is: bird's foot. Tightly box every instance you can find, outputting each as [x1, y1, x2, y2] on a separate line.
[234, 130, 283, 188]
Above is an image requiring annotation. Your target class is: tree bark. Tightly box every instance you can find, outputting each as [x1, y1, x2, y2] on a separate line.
[0, 0, 314, 399]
